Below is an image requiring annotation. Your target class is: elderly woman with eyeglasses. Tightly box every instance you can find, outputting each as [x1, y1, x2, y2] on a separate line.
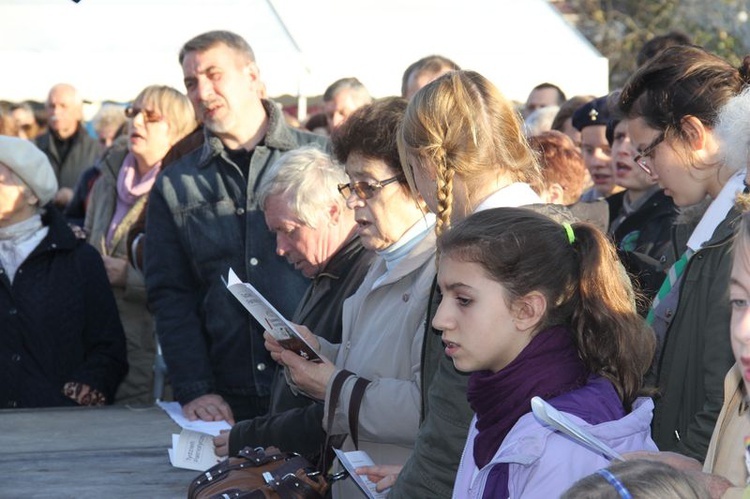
[84, 85, 197, 405]
[265, 97, 435, 499]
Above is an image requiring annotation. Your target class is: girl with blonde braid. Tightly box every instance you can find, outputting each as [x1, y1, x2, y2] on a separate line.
[359, 71, 546, 497]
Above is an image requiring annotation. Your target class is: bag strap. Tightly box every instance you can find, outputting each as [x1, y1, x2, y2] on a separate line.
[321, 370, 371, 464]
[325, 369, 355, 440]
[347, 376, 370, 450]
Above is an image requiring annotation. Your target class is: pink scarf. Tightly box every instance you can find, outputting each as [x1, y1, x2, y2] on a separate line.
[105, 153, 159, 250]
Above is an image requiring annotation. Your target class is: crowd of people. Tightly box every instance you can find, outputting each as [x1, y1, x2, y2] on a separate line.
[2, 28, 750, 497]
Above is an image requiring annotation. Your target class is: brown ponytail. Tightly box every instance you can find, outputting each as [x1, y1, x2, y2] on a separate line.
[438, 208, 655, 408]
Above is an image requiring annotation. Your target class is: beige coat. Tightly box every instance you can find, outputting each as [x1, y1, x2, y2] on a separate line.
[703, 364, 750, 498]
[84, 147, 155, 405]
[318, 228, 436, 498]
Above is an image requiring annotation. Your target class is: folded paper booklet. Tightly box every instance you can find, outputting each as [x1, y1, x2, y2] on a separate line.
[158, 401, 230, 471]
[333, 449, 388, 499]
[224, 268, 321, 362]
[168, 429, 223, 472]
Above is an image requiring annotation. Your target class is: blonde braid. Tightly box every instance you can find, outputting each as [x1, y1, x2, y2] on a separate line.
[436, 160, 454, 237]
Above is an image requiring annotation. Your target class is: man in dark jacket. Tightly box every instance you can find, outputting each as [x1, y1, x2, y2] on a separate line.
[35, 83, 99, 209]
[212, 146, 374, 461]
[144, 30, 327, 424]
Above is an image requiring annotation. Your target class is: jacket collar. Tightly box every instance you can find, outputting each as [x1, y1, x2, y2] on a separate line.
[314, 234, 367, 282]
[197, 99, 296, 167]
[369, 229, 437, 290]
[97, 145, 130, 181]
[28, 205, 79, 257]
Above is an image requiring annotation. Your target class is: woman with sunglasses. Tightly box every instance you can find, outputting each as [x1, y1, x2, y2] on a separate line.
[265, 97, 435, 498]
[84, 85, 196, 405]
[619, 45, 749, 462]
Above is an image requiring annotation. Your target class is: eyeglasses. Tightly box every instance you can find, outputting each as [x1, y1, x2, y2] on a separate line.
[124, 106, 163, 123]
[633, 132, 665, 175]
[337, 174, 404, 200]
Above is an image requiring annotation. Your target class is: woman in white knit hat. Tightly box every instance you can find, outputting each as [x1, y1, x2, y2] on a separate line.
[0, 135, 127, 408]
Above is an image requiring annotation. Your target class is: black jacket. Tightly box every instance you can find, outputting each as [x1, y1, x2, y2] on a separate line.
[228, 236, 374, 460]
[0, 207, 128, 408]
[608, 189, 677, 265]
[36, 125, 100, 191]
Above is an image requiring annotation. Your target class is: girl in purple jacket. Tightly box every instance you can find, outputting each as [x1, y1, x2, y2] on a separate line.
[437, 207, 657, 498]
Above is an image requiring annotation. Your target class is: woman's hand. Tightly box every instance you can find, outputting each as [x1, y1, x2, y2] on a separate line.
[267, 343, 334, 400]
[264, 324, 321, 363]
[102, 255, 128, 288]
[213, 429, 230, 457]
[356, 464, 403, 492]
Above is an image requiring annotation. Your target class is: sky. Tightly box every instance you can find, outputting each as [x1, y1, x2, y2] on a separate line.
[1, 0, 608, 107]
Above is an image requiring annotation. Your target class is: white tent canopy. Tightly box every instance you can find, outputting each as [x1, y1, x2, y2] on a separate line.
[1, 0, 608, 109]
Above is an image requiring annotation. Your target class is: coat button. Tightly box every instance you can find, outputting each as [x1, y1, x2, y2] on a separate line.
[236, 207, 245, 216]
[665, 309, 673, 319]
[10, 354, 20, 362]
[256, 363, 266, 371]
[250, 258, 259, 266]
[402, 293, 410, 302]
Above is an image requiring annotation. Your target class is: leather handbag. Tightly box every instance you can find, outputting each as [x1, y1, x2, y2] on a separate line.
[187, 446, 329, 499]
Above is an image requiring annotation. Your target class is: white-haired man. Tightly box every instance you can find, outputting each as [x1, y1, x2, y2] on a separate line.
[213, 146, 374, 460]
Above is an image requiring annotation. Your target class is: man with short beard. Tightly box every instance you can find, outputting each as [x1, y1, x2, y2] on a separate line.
[144, 30, 327, 424]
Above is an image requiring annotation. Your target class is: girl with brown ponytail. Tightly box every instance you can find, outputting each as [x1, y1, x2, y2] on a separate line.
[442, 207, 656, 497]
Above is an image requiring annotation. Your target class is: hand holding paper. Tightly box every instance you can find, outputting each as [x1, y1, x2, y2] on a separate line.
[273, 339, 337, 400]
[225, 268, 321, 362]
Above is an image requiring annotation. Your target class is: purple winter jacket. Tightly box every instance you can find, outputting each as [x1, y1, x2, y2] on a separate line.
[452, 379, 657, 498]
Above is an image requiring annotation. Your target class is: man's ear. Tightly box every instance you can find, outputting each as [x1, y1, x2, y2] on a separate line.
[328, 201, 341, 225]
[512, 291, 547, 333]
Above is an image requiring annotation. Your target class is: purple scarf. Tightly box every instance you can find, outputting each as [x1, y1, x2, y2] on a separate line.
[105, 153, 159, 250]
[467, 325, 589, 469]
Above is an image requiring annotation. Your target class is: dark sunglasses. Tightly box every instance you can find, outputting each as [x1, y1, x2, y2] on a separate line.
[337, 174, 404, 200]
[124, 106, 163, 123]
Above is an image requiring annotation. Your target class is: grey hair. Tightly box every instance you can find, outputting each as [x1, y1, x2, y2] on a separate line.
[257, 146, 349, 229]
[323, 77, 372, 105]
[93, 104, 126, 136]
[179, 30, 255, 64]
[715, 85, 750, 174]
[524, 105, 560, 137]
[47, 83, 83, 107]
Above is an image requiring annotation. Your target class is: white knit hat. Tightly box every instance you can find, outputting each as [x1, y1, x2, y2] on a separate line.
[0, 135, 58, 206]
